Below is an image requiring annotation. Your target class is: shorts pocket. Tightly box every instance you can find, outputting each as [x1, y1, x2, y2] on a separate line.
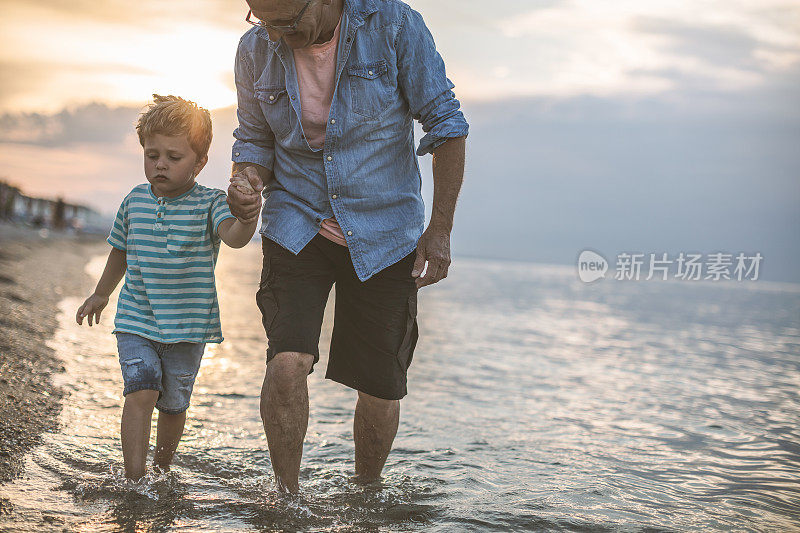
[395, 291, 418, 371]
[256, 256, 279, 336]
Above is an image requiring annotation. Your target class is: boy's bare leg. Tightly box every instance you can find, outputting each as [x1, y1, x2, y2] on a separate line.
[121, 389, 159, 480]
[153, 411, 187, 471]
[260, 351, 314, 494]
[353, 391, 400, 482]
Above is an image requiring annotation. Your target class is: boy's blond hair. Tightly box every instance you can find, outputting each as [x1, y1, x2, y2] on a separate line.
[136, 94, 212, 159]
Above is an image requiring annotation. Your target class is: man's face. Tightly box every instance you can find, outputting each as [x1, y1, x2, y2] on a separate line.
[247, 0, 329, 49]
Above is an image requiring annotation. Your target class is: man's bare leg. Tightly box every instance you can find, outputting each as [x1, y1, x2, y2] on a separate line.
[353, 391, 400, 482]
[120, 389, 159, 481]
[153, 410, 187, 471]
[260, 351, 314, 494]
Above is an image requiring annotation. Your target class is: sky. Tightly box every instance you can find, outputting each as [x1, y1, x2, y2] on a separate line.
[1, 0, 799, 281]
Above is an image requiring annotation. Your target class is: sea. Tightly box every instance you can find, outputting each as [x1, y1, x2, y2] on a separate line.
[0, 242, 798, 532]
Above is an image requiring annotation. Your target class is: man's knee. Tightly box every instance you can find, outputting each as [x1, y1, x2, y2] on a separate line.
[263, 351, 314, 397]
[357, 390, 400, 412]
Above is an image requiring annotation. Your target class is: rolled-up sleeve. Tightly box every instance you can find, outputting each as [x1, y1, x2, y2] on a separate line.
[395, 5, 469, 156]
[232, 41, 276, 169]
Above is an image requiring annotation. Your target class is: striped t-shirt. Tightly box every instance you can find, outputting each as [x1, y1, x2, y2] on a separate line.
[107, 182, 236, 343]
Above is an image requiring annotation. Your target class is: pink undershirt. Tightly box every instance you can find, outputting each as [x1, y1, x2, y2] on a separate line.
[292, 14, 348, 247]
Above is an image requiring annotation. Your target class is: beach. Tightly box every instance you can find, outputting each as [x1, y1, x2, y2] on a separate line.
[0, 230, 798, 530]
[0, 223, 106, 483]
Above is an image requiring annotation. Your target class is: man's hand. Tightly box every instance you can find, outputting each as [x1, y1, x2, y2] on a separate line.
[411, 223, 451, 289]
[228, 165, 264, 224]
[76, 293, 109, 326]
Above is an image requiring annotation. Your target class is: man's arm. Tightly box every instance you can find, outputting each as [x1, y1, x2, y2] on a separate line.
[229, 39, 275, 222]
[395, 5, 470, 288]
[411, 135, 466, 288]
[430, 135, 466, 233]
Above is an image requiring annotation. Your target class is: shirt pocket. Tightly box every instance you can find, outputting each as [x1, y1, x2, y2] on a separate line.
[165, 215, 207, 257]
[166, 232, 195, 257]
[254, 86, 292, 138]
[347, 59, 391, 119]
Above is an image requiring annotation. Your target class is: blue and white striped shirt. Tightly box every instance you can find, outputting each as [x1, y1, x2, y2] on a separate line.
[107, 183, 236, 343]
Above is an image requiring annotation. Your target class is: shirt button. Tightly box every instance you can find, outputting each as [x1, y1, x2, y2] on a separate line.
[327, 156, 332, 161]
[234, 151, 240, 156]
[269, 95, 275, 101]
[347, 230, 353, 236]
[330, 118, 336, 124]
[368, 70, 373, 76]
[331, 194, 337, 199]
[290, 95, 296, 100]
[157, 213, 162, 218]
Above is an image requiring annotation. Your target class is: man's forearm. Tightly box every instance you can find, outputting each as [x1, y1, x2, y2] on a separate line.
[232, 162, 274, 187]
[429, 135, 466, 232]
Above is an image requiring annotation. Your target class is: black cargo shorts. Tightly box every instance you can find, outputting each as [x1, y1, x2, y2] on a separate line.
[255, 234, 419, 400]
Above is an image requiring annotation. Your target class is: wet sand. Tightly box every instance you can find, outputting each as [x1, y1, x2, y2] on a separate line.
[0, 223, 106, 484]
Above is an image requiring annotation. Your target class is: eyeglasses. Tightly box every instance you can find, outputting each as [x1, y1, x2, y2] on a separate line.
[246, 1, 312, 33]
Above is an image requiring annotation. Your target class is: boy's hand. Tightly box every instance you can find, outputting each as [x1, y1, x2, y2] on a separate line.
[76, 294, 109, 326]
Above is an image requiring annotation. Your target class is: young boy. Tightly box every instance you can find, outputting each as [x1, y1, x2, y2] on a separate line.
[75, 94, 260, 481]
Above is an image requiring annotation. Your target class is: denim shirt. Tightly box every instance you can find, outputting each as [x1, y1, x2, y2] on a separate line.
[232, 0, 469, 281]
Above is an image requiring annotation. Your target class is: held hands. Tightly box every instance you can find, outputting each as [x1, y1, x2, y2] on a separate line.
[75, 293, 109, 326]
[231, 175, 256, 195]
[227, 166, 264, 224]
[411, 223, 452, 289]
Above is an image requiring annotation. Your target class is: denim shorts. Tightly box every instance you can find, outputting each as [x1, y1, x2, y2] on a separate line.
[115, 332, 206, 414]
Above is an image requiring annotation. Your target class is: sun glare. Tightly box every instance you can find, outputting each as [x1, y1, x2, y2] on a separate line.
[0, 6, 241, 112]
[110, 26, 240, 110]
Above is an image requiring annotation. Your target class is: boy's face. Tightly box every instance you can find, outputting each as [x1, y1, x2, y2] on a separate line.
[143, 134, 207, 198]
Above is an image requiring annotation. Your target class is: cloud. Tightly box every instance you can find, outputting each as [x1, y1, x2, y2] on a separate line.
[491, 0, 800, 98]
[0, 0, 245, 31]
[0, 2, 243, 113]
[0, 103, 240, 215]
[3, 0, 800, 111]
[0, 103, 140, 146]
[632, 17, 787, 74]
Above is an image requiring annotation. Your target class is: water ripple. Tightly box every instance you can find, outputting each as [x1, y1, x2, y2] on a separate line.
[0, 251, 798, 531]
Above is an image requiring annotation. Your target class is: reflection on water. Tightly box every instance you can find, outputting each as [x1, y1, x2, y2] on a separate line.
[1, 243, 799, 531]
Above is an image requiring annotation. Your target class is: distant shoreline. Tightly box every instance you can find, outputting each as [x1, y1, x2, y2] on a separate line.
[0, 223, 106, 485]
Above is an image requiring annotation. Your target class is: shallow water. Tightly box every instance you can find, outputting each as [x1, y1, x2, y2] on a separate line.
[1, 243, 799, 531]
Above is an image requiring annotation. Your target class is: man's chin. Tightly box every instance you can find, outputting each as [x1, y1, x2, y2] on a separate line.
[284, 33, 312, 49]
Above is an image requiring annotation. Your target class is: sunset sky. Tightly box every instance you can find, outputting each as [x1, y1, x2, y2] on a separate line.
[1, 0, 799, 280]
[2, 0, 798, 113]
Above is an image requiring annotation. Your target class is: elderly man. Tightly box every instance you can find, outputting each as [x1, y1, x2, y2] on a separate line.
[228, 0, 468, 493]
